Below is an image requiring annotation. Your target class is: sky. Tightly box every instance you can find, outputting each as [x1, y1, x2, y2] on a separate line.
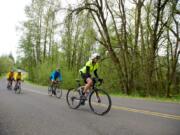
[0, 0, 78, 61]
[0, 0, 32, 60]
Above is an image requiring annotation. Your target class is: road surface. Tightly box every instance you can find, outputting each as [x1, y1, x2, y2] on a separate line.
[0, 78, 180, 135]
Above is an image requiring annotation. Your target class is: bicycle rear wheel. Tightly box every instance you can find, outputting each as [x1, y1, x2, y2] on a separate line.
[66, 88, 81, 109]
[89, 89, 111, 115]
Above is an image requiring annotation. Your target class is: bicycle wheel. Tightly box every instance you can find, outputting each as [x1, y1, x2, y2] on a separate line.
[48, 86, 52, 96]
[66, 88, 81, 109]
[15, 86, 21, 94]
[89, 89, 111, 115]
[7, 83, 12, 90]
[55, 88, 62, 98]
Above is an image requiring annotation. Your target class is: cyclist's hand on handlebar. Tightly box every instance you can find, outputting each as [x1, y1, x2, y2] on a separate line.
[98, 78, 103, 82]
[96, 78, 103, 85]
[55, 80, 60, 83]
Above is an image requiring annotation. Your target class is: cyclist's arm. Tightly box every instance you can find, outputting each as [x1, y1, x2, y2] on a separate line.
[94, 69, 99, 78]
[85, 66, 91, 77]
[51, 72, 56, 81]
[58, 73, 62, 81]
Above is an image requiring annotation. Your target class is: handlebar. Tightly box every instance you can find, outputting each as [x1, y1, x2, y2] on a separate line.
[93, 78, 103, 86]
[52, 80, 62, 84]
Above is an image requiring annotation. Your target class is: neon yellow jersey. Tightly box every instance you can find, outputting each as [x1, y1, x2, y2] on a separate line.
[14, 72, 22, 80]
[7, 72, 14, 79]
[80, 60, 99, 74]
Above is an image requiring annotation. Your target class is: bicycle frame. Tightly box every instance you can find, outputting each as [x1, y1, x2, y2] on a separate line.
[66, 78, 111, 115]
[76, 78, 102, 101]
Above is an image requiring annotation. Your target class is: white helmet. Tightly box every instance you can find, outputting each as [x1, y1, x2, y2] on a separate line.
[90, 53, 100, 60]
[17, 70, 21, 73]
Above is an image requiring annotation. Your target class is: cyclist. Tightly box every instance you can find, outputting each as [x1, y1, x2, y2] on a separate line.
[49, 68, 62, 96]
[14, 70, 23, 90]
[7, 70, 15, 89]
[79, 53, 101, 104]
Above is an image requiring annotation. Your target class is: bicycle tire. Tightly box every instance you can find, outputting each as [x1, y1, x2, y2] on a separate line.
[15, 86, 21, 94]
[48, 86, 52, 96]
[7, 83, 12, 90]
[66, 88, 81, 109]
[89, 89, 111, 115]
[55, 87, 62, 99]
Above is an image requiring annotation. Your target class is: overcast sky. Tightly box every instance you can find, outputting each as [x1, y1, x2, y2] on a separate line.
[0, 0, 31, 59]
[0, 0, 78, 61]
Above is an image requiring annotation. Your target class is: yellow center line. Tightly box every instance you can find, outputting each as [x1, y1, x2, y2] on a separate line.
[23, 88, 180, 121]
[92, 102, 180, 120]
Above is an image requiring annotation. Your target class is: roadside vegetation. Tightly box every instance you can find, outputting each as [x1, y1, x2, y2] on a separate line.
[14, 0, 179, 100]
[0, 54, 14, 77]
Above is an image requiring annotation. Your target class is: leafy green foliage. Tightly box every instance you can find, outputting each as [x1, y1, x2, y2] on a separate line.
[0, 55, 14, 75]
[16, 0, 180, 98]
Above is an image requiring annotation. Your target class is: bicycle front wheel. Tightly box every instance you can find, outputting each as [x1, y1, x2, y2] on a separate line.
[15, 87, 21, 94]
[56, 88, 62, 98]
[66, 88, 81, 109]
[48, 86, 52, 96]
[89, 89, 111, 115]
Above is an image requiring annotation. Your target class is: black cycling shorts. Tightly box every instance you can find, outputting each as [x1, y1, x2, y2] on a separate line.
[7, 77, 14, 81]
[80, 72, 91, 83]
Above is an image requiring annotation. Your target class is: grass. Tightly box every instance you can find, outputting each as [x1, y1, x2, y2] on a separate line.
[111, 92, 180, 104]
[0, 74, 5, 80]
[25, 80, 48, 89]
[25, 79, 180, 104]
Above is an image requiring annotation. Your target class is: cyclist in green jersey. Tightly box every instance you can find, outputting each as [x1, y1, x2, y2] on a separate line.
[79, 53, 101, 102]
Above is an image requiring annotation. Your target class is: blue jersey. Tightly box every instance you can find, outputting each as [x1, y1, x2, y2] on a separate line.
[50, 71, 62, 81]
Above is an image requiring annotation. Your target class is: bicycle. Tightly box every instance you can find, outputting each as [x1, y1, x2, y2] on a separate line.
[66, 78, 112, 115]
[7, 79, 13, 90]
[14, 81, 22, 94]
[48, 81, 62, 98]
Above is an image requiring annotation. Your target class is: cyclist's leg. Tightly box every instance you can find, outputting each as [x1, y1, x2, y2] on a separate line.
[92, 78, 101, 103]
[80, 72, 93, 96]
[17, 79, 21, 87]
[51, 80, 56, 95]
[14, 80, 18, 90]
[15, 80, 18, 86]
[7, 78, 10, 88]
[95, 91, 101, 103]
[83, 78, 93, 96]
[10, 78, 13, 87]
[53, 79, 58, 95]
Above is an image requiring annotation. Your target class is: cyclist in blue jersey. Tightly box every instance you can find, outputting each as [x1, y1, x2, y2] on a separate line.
[49, 68, 62, 95]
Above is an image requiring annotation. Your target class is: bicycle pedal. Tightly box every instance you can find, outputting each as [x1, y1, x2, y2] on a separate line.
[80, 100, 86, 105]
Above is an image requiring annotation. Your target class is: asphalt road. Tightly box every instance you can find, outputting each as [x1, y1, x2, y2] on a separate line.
[0, 78, 180, 135]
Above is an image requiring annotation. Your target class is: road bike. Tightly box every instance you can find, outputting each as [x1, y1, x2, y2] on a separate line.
[14, 81, 22, 94]
[66, 78, 111, 115]
[48, 81, 62, 98]
[7, 79, 13, 90]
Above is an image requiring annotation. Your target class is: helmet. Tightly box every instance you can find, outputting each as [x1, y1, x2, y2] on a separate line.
[90, 53, 100, 60]
[10, 69, 14, 72]
[17, 70, 21, 74]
